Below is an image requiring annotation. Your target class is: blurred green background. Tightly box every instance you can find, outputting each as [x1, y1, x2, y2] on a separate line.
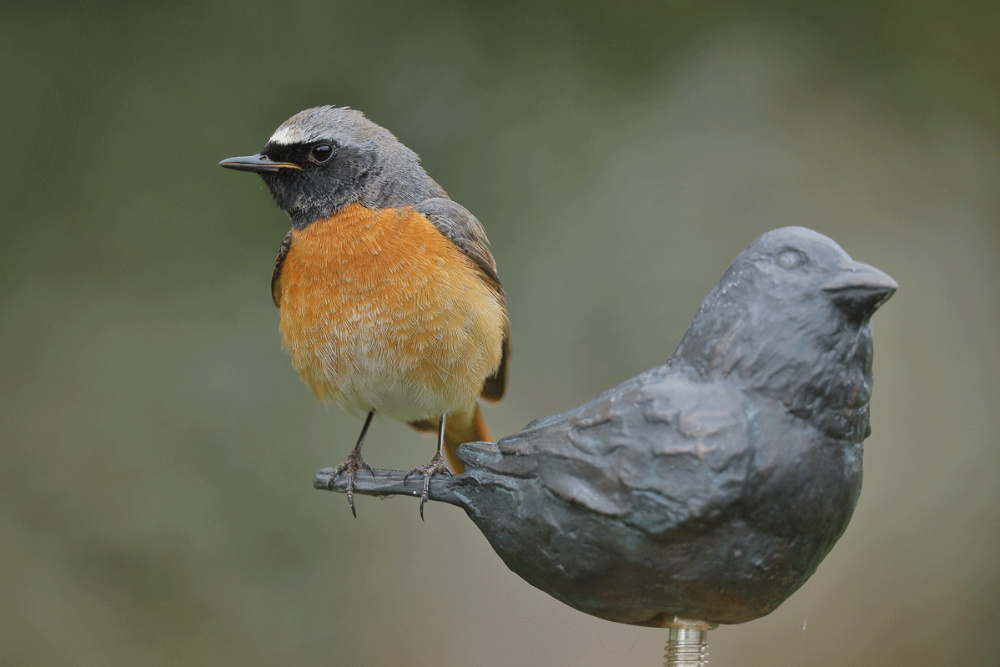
[3, 1, 998, 665]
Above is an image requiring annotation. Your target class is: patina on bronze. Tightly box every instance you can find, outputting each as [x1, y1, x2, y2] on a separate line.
[316, 226, 896, 627]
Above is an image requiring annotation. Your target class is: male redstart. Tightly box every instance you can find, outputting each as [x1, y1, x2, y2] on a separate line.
[220, 106, 510, 517]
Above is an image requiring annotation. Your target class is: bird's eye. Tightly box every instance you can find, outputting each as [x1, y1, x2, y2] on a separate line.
[309, 144, 334, 163]
[777, 249, 806, 269]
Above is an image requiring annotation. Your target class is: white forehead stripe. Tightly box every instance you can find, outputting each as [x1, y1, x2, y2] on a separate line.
[269, 124, 309, 145]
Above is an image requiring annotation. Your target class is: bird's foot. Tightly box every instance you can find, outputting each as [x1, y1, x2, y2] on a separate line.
[404, 452, 452, 520]
[328, 450, 375, 518]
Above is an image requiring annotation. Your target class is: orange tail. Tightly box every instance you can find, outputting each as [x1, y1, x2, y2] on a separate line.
[409, 405, 492, 473]
[442, 404, 491, 473]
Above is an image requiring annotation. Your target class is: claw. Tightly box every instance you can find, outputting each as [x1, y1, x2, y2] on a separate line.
[405, 452, 452, 520]
[328, 449, 373, 518]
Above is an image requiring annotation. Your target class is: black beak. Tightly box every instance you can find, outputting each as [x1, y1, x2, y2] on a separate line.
[824, 261, 898, 321]
[219, 154, 303, 173]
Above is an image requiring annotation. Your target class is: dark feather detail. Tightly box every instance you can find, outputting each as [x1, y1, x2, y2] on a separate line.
[271, 229, 293, 308]
[408, 418, 438, 433]
[480, 334, 510, 402]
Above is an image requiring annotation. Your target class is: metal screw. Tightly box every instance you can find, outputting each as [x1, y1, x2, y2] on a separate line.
[663, 617, 716, 667]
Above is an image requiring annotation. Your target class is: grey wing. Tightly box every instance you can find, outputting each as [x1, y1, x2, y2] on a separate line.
[271, 229, 293, 308]
[415, 197, 510, 401]
[464, 367, 754, 537]
[415, 198, 500, 284]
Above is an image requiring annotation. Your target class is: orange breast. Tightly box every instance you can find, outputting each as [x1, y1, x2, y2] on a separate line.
[277, 203, 507, 422]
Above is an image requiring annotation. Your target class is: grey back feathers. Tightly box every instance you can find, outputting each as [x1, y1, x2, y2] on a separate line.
[415, 198, 500, 285]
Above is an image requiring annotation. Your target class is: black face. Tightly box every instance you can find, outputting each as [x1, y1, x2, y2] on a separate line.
[254, 139, 376, 228]
[262, 141, 337, 168]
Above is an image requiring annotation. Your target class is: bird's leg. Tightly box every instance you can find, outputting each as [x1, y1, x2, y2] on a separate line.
[404, 413, 452, 519]
[328, 411, 376, 517]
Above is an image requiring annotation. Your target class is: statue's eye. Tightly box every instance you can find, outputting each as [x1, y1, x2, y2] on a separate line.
[777, 249, 806, 269]
[309, 144, 334, 164]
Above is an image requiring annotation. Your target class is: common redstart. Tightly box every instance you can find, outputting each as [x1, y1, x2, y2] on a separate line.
[220, 106, 510, 517]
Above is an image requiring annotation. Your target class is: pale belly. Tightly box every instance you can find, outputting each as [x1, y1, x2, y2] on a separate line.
[282, 298, 497, 421]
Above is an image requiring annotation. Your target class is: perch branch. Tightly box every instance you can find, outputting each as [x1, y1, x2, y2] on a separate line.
[314, 467, 466, 507]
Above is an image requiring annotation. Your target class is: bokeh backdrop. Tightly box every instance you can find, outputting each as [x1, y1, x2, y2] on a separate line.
[3, 2, 999, 665]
